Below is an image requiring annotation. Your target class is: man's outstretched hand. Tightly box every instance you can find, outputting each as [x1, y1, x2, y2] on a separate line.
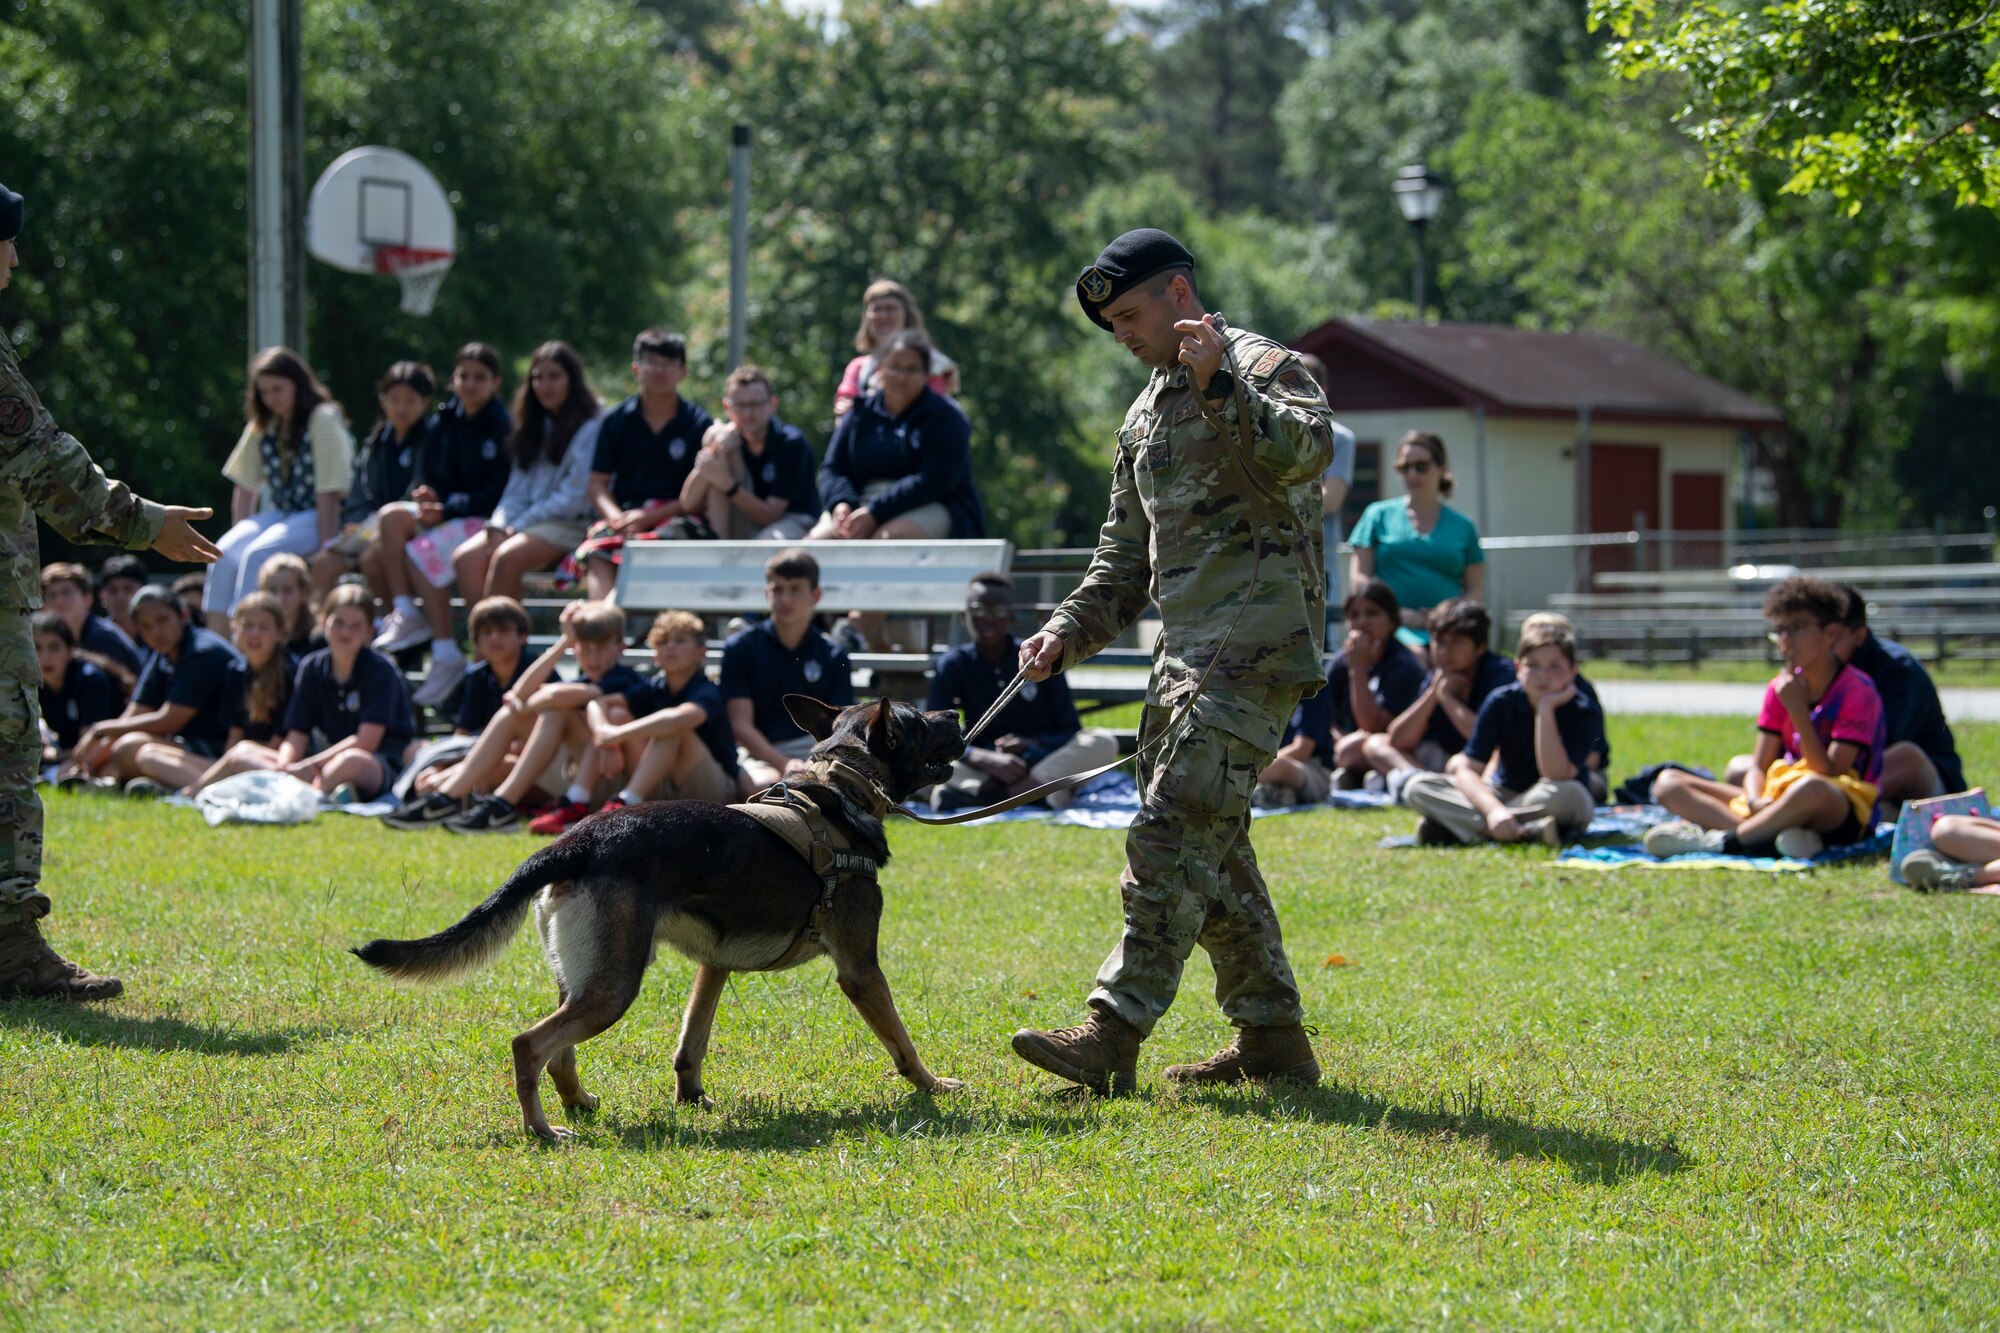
[1018, 630, 1065, 683]
[152, 506, 221, 564]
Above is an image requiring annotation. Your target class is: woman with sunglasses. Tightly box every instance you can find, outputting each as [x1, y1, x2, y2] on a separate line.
[1348, 430, 1486, 650]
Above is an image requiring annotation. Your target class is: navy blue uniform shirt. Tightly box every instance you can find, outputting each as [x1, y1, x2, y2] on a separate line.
[591, 394, 715, 511]
[1424, 651, 1516, 753]
[83, 613, 143, 676]
[720, 620, 855, 743]
[741, 417, 822, 518]
[1463, 682, 1608, 792]
[413, 395, 513, 520]
[819, 388, 985, 538]
[342, 419, 426, 525]
[618, 671, 739, 776]
[455, 656, 529, 735]
[134, 622, 244, 752]
[1847, 634, 1964, 792]
[1280, 684, 1337, 769]
[40, 658, 121, 750]
[1326, 637, 1428, 735]
[284, 646, 416, 755]
[928, 638, 1081, 766]
[227, 649, 300, 746]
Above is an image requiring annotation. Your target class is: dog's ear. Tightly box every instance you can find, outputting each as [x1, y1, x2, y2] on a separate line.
[784, 694, 845, 741]
[868, 696, 898, 751]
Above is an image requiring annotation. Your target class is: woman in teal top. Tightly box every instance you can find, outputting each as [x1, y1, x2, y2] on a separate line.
[1348, 430, 1486, 649]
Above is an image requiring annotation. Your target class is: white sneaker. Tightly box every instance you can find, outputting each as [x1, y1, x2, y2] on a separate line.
[1643, 819, 1724, 858]
[411, 655, 468, 708]
[373, 607, 430, 654]
[1774, 827, 1824, 860]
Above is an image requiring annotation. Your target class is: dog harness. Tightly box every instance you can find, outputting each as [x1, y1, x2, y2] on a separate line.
[730, 780, 879, 971]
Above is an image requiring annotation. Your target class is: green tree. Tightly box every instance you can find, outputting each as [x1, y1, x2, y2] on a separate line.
[1590, 0, 2000, 210]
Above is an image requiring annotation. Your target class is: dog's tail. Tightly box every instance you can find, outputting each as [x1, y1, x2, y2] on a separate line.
[350, 838, 594, 984]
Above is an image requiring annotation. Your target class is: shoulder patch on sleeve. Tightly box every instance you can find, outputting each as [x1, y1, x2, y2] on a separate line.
[1276, 367, 1320, 399]
[1247, 347, 1289, 383]
[0, 396, 32, 439]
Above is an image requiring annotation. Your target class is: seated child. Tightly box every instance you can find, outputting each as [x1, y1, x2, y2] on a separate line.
[1253, 679, 1335, 808]
[72, 586, 244, 794]
[723, 548, 855, 794]
[925, 572, 1115, 812]
[392, 596, 535, 802]
[1325, 579, 1428, 788]
[1367, 597, 1514, 800]
[95, 553, 149, 648]
[1645, 577, 1883, 860]
[312, 359, 433, 598]
[276, 584, 418, 801]
[40, 561, 144, 675]
[414, 601, 644, 834]
[180, 592, 300, 795]
[1402, 616, 1606, 847]
[1900, 816, 2000, 893]
[1518, 611, 1610, 801]
[529, 610, 739, 834]
[34, 612, 132, 767]
[257, 551, 320, 656]
[1829, 584, 1963, 805]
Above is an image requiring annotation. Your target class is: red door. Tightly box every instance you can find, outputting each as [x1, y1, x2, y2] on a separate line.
[1671, 471, 1725, 569]
[1587, 443, 1661, 578]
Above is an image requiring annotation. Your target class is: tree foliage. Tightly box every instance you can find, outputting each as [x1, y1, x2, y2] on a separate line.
[1590, 0, 2000, 210]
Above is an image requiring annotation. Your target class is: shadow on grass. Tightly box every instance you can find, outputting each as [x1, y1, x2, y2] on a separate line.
[603, 1093, 1102, 1153]
[0, 1003, 332, 1057]
[1181, 1080, 1691, 1185]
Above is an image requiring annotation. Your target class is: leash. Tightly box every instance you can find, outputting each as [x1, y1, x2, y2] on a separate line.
[897, 321, 1305, 827]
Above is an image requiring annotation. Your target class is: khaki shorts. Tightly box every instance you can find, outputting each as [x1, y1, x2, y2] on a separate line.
[818, 480, 951, 540]
[739, 732, 817, 792]
[521, 518, 591, 553]
[660, 748, 738, 805]
[1295, 761, 1334, 804]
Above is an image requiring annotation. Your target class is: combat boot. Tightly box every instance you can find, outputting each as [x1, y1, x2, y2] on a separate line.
[1164, 1023, 1320, 1087]
[0, 919, 124, 1001]
[1011, 1006, 1143, 1096]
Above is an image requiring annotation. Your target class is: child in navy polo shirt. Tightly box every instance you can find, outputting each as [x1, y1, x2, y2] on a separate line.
[34, 612, 130, 766]
[278, 584, 417, 801]
[380, 596, 533, 824]
[528, 610, 738, 833]
[1403, 617, 1606, 847]
[73, 586, 243, 794]
[435, 600, 646, 834]
[39, 562, 143, 676]
[1325, 579, 1429, 788]
[572, 328, 715, 600]
[95, 553, 149, 648]
[1253, 684, 1336, 808]
[312, 359, 434, 598]
[1365, 598, 1515, 801]
[679, 363, 821, 544]
[925, 572, 1114, 812]
[256, 552, 320, 656]
[177, 592, 299, 794]
[369, 343, 512, 682]
[723, 548, 854, 794]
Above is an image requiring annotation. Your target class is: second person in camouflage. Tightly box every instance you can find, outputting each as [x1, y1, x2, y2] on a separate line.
[1011, 228, 1338, 1094]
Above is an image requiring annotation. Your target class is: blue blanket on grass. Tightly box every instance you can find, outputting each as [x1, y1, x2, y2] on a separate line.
[896, 772, 1393, 828]
[1553, 825, 1895, 874]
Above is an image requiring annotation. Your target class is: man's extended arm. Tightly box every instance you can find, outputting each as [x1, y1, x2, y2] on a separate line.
[1039, 441, 1152, 672]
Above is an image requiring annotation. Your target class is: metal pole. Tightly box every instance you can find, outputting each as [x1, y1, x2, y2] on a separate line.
[727, 124, 750, 372]
[248, 0, 286, 357]
[1409, 221, 1427, 316]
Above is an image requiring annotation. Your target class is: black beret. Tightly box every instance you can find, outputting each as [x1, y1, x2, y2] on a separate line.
[1076, 228, 1195, 330]
[0, 183, 20, 243]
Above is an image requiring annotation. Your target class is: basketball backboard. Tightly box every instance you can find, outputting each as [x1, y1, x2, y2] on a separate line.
[307, 146, 456, 313]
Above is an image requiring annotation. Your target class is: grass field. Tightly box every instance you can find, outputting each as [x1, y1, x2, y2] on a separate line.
[4, 714, 1998, 1329]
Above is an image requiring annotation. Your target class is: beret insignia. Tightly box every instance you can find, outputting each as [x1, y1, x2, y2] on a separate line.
[1080, 267, 1113, 303]
[0, 396, 31, 439]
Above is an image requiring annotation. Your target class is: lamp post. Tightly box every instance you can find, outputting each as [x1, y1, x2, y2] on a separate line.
[1392, 163, 1447, 318]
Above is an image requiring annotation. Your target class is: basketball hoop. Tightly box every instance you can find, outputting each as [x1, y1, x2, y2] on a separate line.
[375, 245, 453, 316]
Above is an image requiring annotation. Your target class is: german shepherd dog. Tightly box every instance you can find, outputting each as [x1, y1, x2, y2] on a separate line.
[353, 696, 967, 1142]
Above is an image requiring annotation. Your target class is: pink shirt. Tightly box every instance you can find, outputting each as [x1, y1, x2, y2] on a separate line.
[835, 352, 956, 408]
[1755, 663, 1887, 786]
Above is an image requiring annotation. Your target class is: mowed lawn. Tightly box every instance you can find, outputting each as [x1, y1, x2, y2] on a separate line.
[4, 714, 1998, 1329]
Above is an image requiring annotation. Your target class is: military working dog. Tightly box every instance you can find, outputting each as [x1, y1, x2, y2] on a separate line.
[353, 696, 967, 1142]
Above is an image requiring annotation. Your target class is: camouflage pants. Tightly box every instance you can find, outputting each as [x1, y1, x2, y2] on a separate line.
[1088, 688, 1304, 1036]
[0, 610, 48, 926]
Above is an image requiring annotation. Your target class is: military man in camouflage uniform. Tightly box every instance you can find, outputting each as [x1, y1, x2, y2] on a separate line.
[1012, 229, 1337, 1094]
[0, 181, 221, 1000]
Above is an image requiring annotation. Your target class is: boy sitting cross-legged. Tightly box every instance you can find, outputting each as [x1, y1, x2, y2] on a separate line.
[526, 610, 739, 834]
[1401, 616, 1606, 847]
[1364, 597, 1515, 801]
[386, 600, 643, 833]
[1645, 577, 1885, 860]
[381, 596, 532, 823]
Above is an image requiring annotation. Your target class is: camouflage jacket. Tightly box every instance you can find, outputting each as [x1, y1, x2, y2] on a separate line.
[1046, 324, 1335, 707]
[0, 327, 165, 610]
